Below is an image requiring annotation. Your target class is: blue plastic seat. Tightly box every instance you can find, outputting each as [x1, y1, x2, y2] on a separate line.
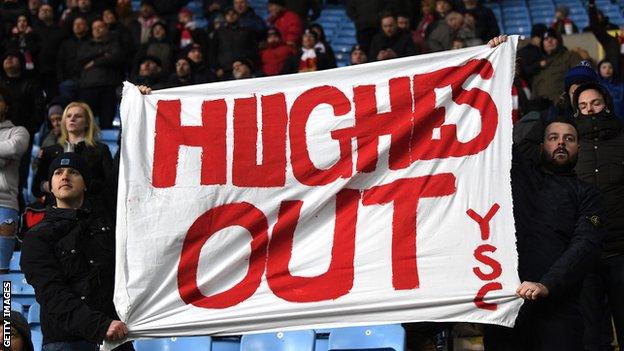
[531, 0, 555, 6]
[240, 330, 316, 351]
[504, 19, 531, 29]
[11, 301, 24, 315]
[9, 251, 21, 272]
[28, 302, 42, 334]
[508, 25, 532, 35]
[484, 3, 501, 10]
[135, 336, 212, 351]
[323, 8, 346, 16]
[100, 128, 120, 142]
[31, 329, 43, 351]
[569, 7, 587, 14]
[532, 16, 552, 25]
[333, 36, 356, 46]
[27, 301, 40, 324]
[328, 324, 405, 351]
[340, 27, 356, 35]
[0, 273, 35, 305]
[504, 12, 530, 21]
[212, 336, 240, 351]
[315, 329, 332, 351]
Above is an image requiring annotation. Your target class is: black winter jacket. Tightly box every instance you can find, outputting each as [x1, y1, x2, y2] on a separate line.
[210, 24, 258, 71]
[77, 38, 124, 88]
[0, 75, 45, 136]
[368, 30, 418, 60]
[33, 22, 66, 75]
[20, 203, 116, 344]
[56, 35, 89, 82]
[512, 146, 605, 299]
[575, 114, 624, 255]
[346, 0, 387, 31]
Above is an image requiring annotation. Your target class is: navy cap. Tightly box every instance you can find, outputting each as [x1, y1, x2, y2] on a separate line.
[48, 152, 92, 190]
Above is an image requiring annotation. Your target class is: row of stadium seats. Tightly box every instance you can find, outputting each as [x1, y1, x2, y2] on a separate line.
[129, 0, 358, 67]
[134, 324, 405, 351]
[3, 251, 406, 351]
[488, 0, 624, 36]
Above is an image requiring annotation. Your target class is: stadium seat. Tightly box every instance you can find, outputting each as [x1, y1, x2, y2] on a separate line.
[134, 336, 212, 351]
[333, 35, 356, 46]
[530, 8, 554, 17]
[212, 336, 240, 351]
[101, 128, 120, 142]
[328, 324, 406, 351]
[28, 301, 41, 334]
[0, 273, 36, 306]
[315, 329, 332, 351]
[530, 0, 555, 8]
[11, 301, 24, 315]
[331, 44, 352, 54]
[507, 26, 532, 35]
[240, 330, 316, 351]
[504, 19, 531, 29]
[9, 251, 21, 272]
[569, 6, 587, 15]
[31, 329, 43, 351]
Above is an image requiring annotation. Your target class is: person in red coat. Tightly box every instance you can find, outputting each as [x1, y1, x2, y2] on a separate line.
[267, 0, 303, 47]
[260, 27, 296, 76]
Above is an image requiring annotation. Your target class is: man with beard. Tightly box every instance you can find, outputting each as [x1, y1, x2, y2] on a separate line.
[484, 114, 606, 350]
[483, 37, 605, 349]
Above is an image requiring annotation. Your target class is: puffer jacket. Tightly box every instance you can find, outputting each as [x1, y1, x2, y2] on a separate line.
[77, 38, 124, 88]
[20, 203, 117, 344]
[0, 119, 29, 211]
[575, 114, 624, 255]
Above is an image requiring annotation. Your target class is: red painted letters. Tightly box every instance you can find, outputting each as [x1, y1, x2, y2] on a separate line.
[232, 94, 288, 187]
[363, 174, 457, 290]
[267, 189, 360, 302]
[467, 204, 503, 310]
[153, 99, 227, 187]
[152, 59, 497, 188]
[289, 86, 353, 185]
[178, 203, 269, 309]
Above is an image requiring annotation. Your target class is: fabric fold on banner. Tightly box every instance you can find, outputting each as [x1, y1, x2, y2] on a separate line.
[114, 36, 523, 340]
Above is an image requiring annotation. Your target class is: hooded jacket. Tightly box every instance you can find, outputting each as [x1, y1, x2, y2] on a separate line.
[573, 82, 624, 255]
[0, 56, 45, 136]
[531, 34, 582, 104]
[0, 119, 29, 211]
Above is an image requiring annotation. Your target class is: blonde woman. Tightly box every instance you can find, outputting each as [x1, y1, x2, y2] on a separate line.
[32, 102, 113, 203]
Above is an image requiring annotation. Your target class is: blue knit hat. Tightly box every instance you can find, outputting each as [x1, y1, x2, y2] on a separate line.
[564, 60, 598, 93]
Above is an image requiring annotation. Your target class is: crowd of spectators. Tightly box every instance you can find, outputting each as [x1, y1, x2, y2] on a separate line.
[1, 0, 624, 349]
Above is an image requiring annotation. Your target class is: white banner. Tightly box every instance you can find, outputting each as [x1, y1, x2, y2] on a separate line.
[116, 36, 522, 338]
